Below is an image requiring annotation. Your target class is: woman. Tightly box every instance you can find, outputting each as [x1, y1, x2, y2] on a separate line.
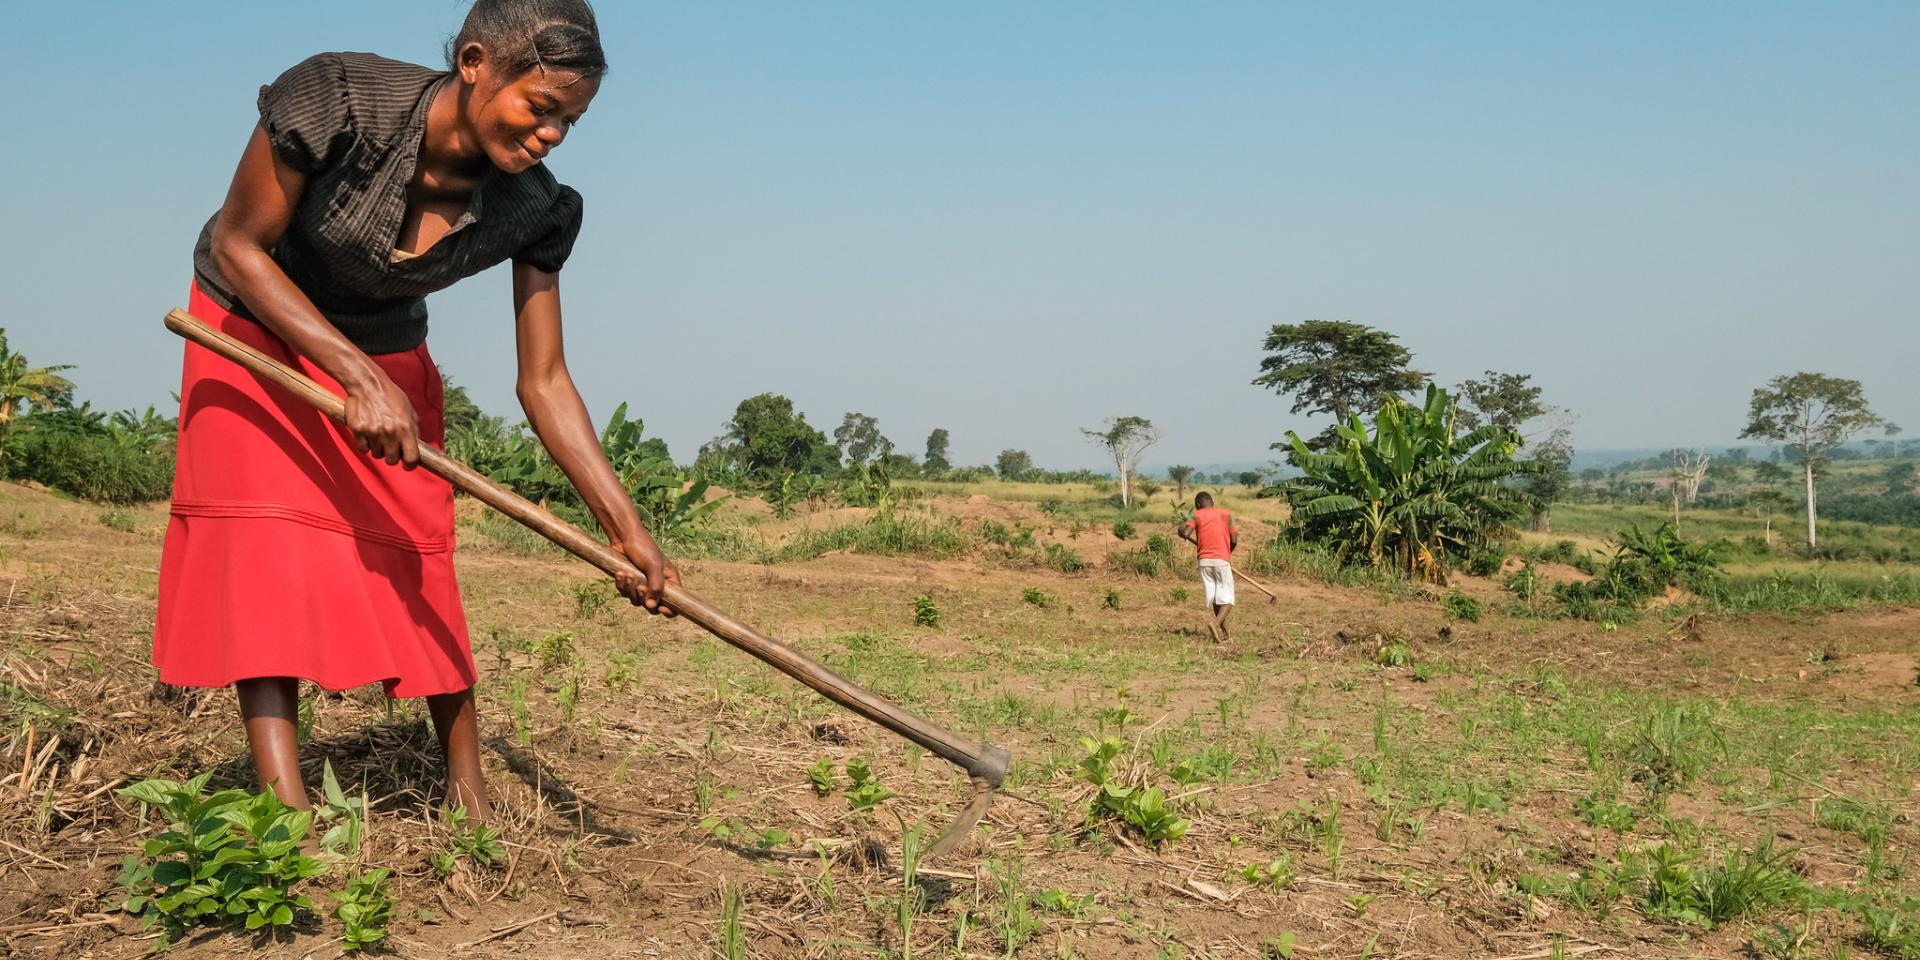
[154, 0, 677, 821]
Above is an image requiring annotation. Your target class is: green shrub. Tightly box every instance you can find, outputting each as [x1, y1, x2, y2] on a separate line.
[912, 594, 942, 628]
[1464, 549, 1505, 578]
[979, 519, 1035, 549]
[1112, 519, 1136, 540]
[1642, 839, 1804, 927]
[1503, 562, 1540, 601]
[1374, 640, 1413, 668]
[1043, 542, 1086, 573]
[1101, 588, 1121, 610]
[773, 514, 971, 562]
[98, 508, 139, 532]
[1021, 587, 1052, 609]
[11, 428, 172, 503]
[1442, 591, 1483, 622]
[1627, 703, 1724, 795]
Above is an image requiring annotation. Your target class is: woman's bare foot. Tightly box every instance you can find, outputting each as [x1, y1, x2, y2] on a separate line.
[427, 688, 495, 822]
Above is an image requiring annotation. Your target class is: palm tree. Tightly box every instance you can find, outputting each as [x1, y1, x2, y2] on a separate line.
[1277, 384, 1538, 582]
[0, 329, 75, 428]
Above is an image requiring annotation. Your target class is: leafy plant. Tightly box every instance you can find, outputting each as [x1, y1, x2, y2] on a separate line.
[440, 805, 506, 871]
[1373, 640, 1413, 668]
[332, 868, 394, 952]
[1101, 588, 1122, 610]
[1239, 855, 1296, 891]
[1034, 887, 1093, 916]
[1092, 784, 1190, 846]
[314, 759, 367, 855]
[1077, 737, 1125, 786]
[1575, 790, 1639, 833]
[844, 759, 895, 813]
[807, 757, 837, 796]
[1021, 587, 1052, 608]
[116, 774, 327, 945]
[1276, 384, 1538, 581]
[1112, 519, 1137, 540]
[911, 593, 942, 628]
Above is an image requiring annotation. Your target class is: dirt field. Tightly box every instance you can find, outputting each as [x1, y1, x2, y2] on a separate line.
[4, 481, 1919, 959]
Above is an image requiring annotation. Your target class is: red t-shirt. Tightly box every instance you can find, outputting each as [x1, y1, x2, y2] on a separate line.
[1190, 507, 1238, 561]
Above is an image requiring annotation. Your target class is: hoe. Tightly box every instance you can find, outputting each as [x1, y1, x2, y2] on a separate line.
[164, 308, 1010, 861]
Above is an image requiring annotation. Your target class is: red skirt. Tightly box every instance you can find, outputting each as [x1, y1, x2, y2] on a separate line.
[152, 283, 476, 698]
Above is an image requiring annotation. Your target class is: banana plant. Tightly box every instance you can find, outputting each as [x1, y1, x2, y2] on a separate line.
[1278, 384, 1538, 581]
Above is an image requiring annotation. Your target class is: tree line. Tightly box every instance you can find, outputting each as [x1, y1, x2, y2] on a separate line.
[0, 322, 1903, 561]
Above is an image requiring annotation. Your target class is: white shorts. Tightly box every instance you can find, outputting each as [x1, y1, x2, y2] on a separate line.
[1199, 559, 1235, 606]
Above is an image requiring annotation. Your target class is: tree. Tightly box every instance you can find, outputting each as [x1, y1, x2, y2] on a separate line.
[994, 449, 1033, 482]
[1524, 421, 1574, 532]
[1166, 465, 1195, 505]
[1666, 449, 1711, 526]
[833, 412, 890, 468]
[1886, 460, 1917, 494]
[1238, 471, 1262, 491]
[1082, 416, 1160, 508]
[708, 393, 837, 490]
[1277, 385, 1537, 582]
[1739, 373, 1895, 548]
[923, 428, 951, 474]
[0, 329, 76, 429]
[1748, 488, 1789, 546]
[1253, 321, 1425, 447]
[1455, 371, 1546, 434]
[439, 373, 485, 434]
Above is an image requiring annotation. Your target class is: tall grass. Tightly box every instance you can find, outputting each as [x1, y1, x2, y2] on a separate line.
[1546, 502, 1920, 564]
[1706, 569, 1920, 614]
[769, 513, 972, 563]
[1239, 539, 1413, 594]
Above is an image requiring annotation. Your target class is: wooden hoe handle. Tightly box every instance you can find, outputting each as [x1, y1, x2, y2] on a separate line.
[163, 309, 1010, 855]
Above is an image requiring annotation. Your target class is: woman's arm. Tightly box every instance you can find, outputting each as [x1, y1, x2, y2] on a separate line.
[208, 125, 421, 466]
[511, 262, 681, 615]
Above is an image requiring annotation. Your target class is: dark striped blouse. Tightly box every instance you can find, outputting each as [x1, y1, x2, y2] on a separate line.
[193, 52, 585, 354]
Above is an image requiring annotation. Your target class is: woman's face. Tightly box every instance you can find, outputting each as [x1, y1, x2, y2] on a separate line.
[458, 44, 601, 174]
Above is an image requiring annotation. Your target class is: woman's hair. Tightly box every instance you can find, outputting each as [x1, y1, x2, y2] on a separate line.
[447, 0, 606, 79]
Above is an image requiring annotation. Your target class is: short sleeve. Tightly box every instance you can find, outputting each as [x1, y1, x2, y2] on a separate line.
[514, 186, 584, 273]
[257, 54, 354, 174]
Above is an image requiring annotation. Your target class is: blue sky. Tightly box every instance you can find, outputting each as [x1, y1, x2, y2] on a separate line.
[5, 2, 1915, 469]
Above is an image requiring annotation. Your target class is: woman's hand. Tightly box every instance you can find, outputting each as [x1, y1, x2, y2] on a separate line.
[611, 529, 681, 616]
[343, 368, 421, 467]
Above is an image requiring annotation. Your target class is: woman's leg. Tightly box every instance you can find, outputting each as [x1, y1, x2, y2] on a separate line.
[427, 688, 494, 821]
[236, 677, 311, 809]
